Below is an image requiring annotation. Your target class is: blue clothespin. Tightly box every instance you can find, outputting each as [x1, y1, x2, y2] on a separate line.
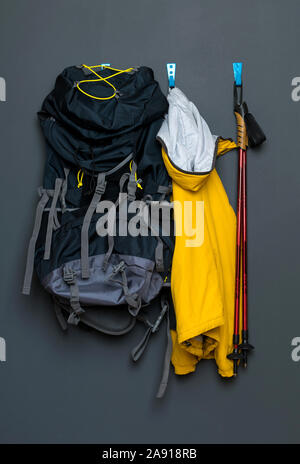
[167, 63, 176, 88]
[233, 62, 242, 86]
[100, 63, 111, 70]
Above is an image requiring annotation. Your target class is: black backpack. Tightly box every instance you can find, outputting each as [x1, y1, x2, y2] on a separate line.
[23, 65, 174, 397]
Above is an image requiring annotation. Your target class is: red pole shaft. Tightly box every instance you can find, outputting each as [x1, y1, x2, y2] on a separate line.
[234, 148, 243, 343]
[242, 149, 248, 332]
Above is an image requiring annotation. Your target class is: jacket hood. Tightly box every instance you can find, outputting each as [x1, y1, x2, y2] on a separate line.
[156, 87, 219, 192]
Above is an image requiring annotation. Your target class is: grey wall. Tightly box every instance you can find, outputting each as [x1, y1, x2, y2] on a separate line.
[0, 0, 299, 444]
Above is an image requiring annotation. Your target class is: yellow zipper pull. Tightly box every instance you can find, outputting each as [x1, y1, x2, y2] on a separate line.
[77, 169, 84, 188]
[129, 160, 143, 190]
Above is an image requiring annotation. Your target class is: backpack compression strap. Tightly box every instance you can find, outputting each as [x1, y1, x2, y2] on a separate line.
[101, 162, 141, 272]
[23, 169, 70, 295]
[44, 169, 70, 260]
[131, 292, 172, 398]
[156, 294, 172, 398]
[81, 173, 107, 279]
[63, 266, 85, 325]
[22, 189, 49, 295]
[107, 261, 142, 317]
[44, 178, 63, 260]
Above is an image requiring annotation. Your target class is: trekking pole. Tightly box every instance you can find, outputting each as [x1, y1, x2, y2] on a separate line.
[238, 99, 266, 366]
[227, 147, 244, 375]
[239, 147, 254, 367]
[228, 63, 266, 371]
[227, 63, 245, 375]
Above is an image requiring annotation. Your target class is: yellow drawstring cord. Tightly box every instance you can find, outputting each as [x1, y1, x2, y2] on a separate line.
[129, 160, 143, 189]
[77, 169, 84, 188]
[76, 64, 133, 101]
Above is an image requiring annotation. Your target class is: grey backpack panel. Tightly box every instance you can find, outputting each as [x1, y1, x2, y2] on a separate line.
[42, 253, 163, 307]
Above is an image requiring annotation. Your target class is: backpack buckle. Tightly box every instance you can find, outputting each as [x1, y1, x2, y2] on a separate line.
[152, 297, 169, 333]
[67, 308, 84, 326]
[63, 268, 75, 285]
[112, 260, 126, 275]
[95, 181, 107, 195]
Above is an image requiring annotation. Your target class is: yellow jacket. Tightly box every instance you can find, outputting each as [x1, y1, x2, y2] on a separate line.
[157, 88, 237, 378]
